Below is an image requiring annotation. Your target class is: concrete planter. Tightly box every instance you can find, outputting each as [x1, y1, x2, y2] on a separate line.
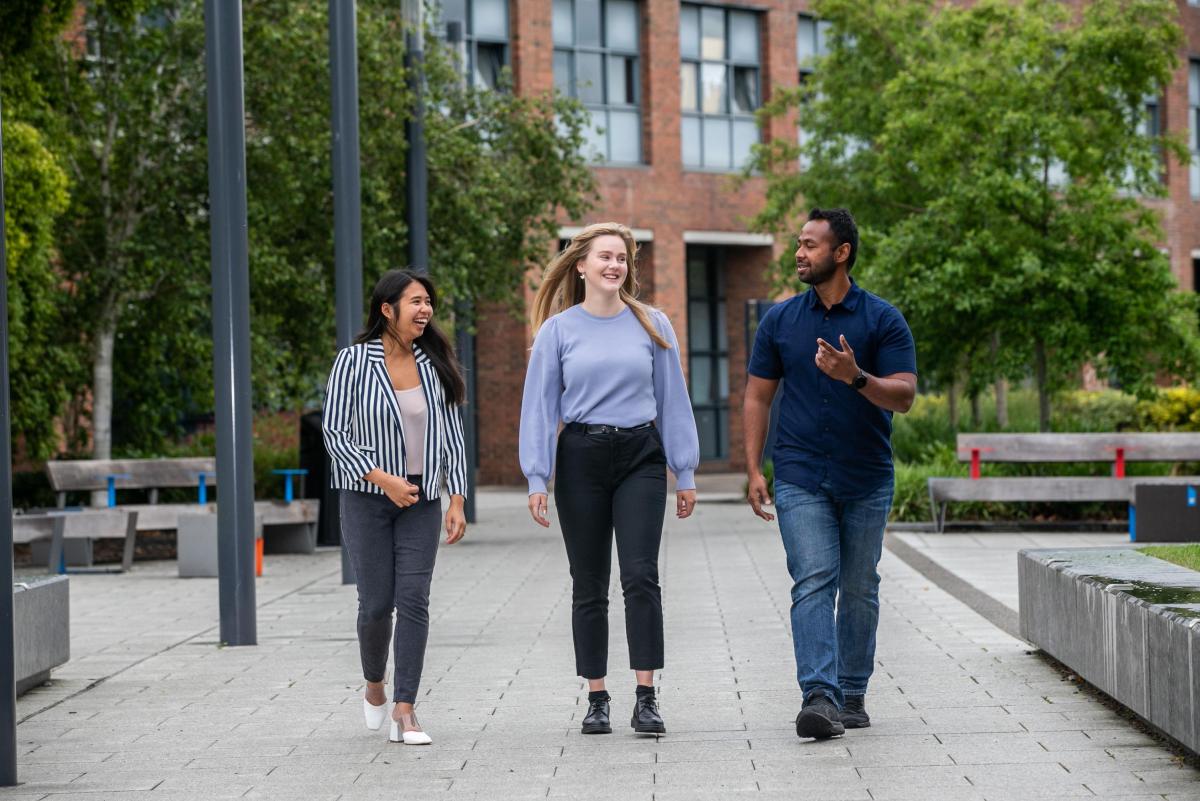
[1019, 547, 1200, 753]
[177, 511, 262, 578]
[13, 574, 70, 695]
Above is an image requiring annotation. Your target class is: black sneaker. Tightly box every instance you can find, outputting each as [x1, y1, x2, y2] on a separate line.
[581, 696, 612, 734]
[841, 695, 870, 729]
[631, 689, 666, 734]
[795, 694, 845, 740]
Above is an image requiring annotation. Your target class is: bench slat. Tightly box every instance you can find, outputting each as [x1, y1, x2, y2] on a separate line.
[956, 433, 1200, 463]
[929, 476, 1200, 503]
[46, 458, 217, 492]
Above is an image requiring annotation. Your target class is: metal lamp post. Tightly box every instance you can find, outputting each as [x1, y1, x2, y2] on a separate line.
[205, 0, 257, 645]
[0, 88, 20, 789]
[330, 0, 363, 585]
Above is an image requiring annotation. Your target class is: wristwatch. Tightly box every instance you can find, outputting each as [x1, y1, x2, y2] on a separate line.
[851, 369, 868, 390]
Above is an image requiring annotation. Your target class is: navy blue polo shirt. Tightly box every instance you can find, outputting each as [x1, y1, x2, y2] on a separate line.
[748, 280, 916, 499]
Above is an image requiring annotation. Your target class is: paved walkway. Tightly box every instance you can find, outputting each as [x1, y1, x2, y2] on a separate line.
[5, 492, 1199, 800]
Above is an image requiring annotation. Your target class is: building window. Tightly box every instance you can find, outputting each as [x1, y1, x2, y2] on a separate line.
[438, 0, 509, 90]
[796, 14, 830, 170]
[796, 14, 830, 78]
[687, 247, 729, 461]
[680, 3, 761, 171]
[553, 0, 642, 164]
[1191, 62, 1200, 198]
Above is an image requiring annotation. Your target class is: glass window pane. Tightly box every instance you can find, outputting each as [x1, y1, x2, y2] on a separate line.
[694, 407, 718, 460]
[583, 108, 606, 161]
[576, 51, 604, 103]
[608, 110, 640, 163]
[553, 0, 573, 45]
[730, 10, 758, 63]
[718, 356, 729, 400]
[703, 118, 731, 170]
[701, 6, 724, 60]
[716, 304, 728, 350]
[1191, 63, 1200, 106]
[682, 115, 702, 167]
[733, 119, 758, 168]
[607, 55, 635, 105]
[797, 16, 815, 65]
[606, 0, 638, 51]
[688, 300, 711, 350]
[817, 19, 832, 56]
[473, 43, 505, 89]
[680, 63, 698, 111]
[690, 358, 713, 403]
[554, 50, 572, 94]
[576, 0, 601, 46]
[440, 0, 467, 26]
[473, 0, 508, 38]
[687, 259, 707, 296]
[680, 4, 699, 59]
[732, 67, 758, 113]
[701, 62, 726, 114]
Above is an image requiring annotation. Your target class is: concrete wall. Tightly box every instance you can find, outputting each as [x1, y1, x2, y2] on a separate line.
[1019, 547, 1200, 754]
[13, 575, 70, 695]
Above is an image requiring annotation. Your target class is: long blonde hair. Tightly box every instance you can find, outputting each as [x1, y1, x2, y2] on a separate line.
[530, 222, 672, 349]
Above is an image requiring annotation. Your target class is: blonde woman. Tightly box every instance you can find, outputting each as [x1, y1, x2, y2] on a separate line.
[519, 223, 700, 736]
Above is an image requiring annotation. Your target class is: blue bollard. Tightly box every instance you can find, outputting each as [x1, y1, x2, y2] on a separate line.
[197, 472, 208, 505]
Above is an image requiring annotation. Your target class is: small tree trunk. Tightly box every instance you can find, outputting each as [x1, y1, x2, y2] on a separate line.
[995, 378, 1009, 429]
[91, 303, 118, 505]
[991, 332, 1008, 428]
[970, 390, 982, 430]
[947, 380, 959, 430]
[1034, 338, 1051, 432]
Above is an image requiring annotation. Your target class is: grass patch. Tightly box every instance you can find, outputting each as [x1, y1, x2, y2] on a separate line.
[1139, 544, 1200, 573]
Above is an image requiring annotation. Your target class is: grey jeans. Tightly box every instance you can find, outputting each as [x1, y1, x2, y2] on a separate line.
[339, 487, 441, 703]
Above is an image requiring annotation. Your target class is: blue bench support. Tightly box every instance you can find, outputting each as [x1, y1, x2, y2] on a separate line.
[272, 469, 308, 503]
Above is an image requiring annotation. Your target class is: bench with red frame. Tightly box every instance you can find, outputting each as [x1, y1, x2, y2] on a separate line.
[927, 433, 1200, 532]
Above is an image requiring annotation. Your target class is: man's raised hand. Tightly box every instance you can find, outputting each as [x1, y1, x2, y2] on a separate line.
[815, 335, 858, 384]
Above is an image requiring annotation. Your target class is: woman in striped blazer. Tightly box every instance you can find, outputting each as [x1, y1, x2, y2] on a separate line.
[322, 269, 468, 746]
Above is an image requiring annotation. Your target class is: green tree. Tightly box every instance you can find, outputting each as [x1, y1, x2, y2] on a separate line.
[751, 0, 1200, 430]
[1, 119, 76, 458]
[42, 0, 595, 454]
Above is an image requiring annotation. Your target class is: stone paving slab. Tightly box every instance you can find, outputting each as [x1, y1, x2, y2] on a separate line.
[2, 492, 1198, 800]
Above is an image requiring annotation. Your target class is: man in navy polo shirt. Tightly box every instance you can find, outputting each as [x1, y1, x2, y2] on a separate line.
[744, 208, 916, 740]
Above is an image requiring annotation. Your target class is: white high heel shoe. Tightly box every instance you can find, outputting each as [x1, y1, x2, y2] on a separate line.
[363, 698, 390, 731]
[389, 711, 432, 745]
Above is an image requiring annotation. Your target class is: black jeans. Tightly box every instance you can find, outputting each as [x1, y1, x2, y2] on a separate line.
[554, 424, 668, 679]
[338, 483, 441, 703]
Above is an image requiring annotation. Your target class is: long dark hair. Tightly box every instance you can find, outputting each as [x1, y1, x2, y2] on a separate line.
[355, 269, 466, 406]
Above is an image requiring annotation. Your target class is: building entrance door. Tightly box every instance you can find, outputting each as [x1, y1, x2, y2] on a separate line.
[686, 246, 729, 461]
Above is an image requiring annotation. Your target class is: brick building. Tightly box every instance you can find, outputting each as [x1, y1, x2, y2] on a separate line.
[439, 0, 1200, 486]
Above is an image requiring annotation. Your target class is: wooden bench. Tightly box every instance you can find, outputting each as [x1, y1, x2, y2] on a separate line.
[14, 509, 139, 573]
[44, 458, 320, 558]
[927, 433, 1200, 532]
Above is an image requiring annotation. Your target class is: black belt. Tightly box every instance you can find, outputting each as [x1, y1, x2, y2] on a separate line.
[566, 421, 654, 435]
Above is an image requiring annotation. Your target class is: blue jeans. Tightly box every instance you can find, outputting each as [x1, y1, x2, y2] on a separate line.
[773, 478, 893, 709]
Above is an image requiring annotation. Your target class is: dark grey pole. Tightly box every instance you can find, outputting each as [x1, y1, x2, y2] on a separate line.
[0, 91, 20, 788]
[456, 318, 477, 522]
[444, 20, 476, 522]
[404, 0, 428, 273]
[205, 0, 257, 646]
[331, 0, 362, 585]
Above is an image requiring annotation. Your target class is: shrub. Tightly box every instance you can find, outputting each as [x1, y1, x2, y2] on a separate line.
[1138, 387, 1200, 432]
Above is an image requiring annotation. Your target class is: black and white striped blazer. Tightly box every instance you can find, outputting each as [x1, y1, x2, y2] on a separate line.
[322, 339, 467, 500]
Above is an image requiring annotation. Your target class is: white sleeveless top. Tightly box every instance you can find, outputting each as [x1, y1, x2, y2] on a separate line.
[394, 386, 428, 476]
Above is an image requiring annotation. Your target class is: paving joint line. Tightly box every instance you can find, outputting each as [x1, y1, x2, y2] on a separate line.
[18, 565, 342, 724]
[883, 532, 1023, 640]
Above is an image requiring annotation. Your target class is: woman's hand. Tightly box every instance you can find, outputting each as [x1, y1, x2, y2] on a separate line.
[528, 493, 550, 528]
[444, 496, 467, 544]
[676, 489, 697, 519]
[369, 471, 420, 508]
